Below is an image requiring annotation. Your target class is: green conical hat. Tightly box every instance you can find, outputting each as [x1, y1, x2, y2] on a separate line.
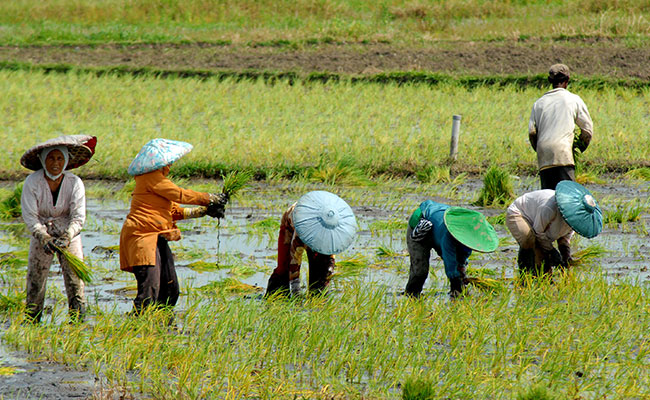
[443, 207, 499, 252]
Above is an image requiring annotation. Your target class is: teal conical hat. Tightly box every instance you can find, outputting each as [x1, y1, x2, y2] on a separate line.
[555, 181, 603, 238]
[443, 207, 499, 252]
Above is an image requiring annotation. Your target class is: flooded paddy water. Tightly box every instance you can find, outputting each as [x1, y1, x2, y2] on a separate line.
[0, 177, 648, 398]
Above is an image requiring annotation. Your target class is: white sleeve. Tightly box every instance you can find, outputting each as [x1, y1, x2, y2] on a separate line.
[532, 205, 555, 251]
[20, 175, 48, 237]
[66, 177, 86, 238]
[575, 97, 593, 139]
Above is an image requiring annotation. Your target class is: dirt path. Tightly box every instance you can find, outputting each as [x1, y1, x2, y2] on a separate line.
[1, 40, 649, 79]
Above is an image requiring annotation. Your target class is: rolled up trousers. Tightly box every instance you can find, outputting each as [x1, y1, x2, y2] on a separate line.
[25, 236, 85, 321]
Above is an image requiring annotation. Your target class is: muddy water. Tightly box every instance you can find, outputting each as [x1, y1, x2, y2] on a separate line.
[0, 179, 648, 397]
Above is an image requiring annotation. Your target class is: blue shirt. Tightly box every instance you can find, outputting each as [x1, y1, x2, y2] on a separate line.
[416, 200, 472, 279]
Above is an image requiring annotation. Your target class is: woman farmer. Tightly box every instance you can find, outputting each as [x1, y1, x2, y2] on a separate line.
[20, 135, 97, 322]
[120, 138, 227, 313]
[265, 191, 357, 297]
[506, 181, 602, 275]
[405, 200, 499, 298]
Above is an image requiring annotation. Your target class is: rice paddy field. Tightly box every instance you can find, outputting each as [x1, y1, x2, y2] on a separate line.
[1, 0, 650, 399]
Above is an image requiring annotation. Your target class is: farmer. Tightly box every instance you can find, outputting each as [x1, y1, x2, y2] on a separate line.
[265, 191, 357, 297]
[506, 181, 602, 275]
[529, 63, 594, 190]
[20, 135, 97, 323]
[405, 200, 499, 298]
[119, 138, 227, 313]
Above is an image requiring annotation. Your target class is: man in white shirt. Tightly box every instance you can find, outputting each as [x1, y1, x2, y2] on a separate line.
[529, 64, 594, 190]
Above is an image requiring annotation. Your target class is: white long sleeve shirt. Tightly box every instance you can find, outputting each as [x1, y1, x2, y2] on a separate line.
[507, 189, 573, 250]
[529, 88, 593, 170]
[21, 170, 86, 239]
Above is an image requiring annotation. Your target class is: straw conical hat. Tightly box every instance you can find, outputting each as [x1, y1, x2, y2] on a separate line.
[443, 207, 499, 252]
[127, 138, 193, 176]
[20, 135, 96, 171]
[293, 191, 357, 255]
[555, 181, 603, 238]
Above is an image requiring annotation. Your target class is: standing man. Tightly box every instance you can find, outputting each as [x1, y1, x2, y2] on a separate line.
[529, 63, 594, 190]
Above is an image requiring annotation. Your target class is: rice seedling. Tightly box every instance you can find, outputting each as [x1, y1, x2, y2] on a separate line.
[474, 166, 515, 207]
[369, 218, 405, 234]
[0, 183, 22, 220]
[487, 211, 506, 225]
[569, 245, 607, 267]
[184, 260, 225, 272]
[332, 254, 368, 280]
[625, 167, 650, 181]
[51, 244, 93, 283]
[402, 376, 436, 400]
[415, 165, 451, 184]
[465, 276, 505, 293]
[221, 170, 253, 199]
[228, 264, 258, 278]
[0, 290, 25, 313]
[604, 200, 643, 224]
[376, 245, 400, 257]
[198, 278, 262, 295]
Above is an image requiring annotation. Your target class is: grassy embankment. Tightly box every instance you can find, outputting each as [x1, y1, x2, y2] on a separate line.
[0, 0, 648, 45]
[0, 264, 648, 399]
[1, 69, 648, 181]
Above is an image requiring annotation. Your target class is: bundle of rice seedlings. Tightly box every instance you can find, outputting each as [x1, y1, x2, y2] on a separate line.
[52, 244, 93, 283]
[570, 245, 607, 266]
[474, 166, 514, 207]
[466, 276, 504, 292]
[200, 278, 262, 295]
[221, 170, 253, 199]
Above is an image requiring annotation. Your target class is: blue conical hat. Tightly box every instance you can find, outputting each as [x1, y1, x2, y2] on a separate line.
[127, 138, 192, 176]
[293, 191, 357, 255]
[555, 181, 603, 238]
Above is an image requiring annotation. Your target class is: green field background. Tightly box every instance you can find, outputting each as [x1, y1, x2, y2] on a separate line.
[1, 0, 648, 44]
[1, 70, 647, 179]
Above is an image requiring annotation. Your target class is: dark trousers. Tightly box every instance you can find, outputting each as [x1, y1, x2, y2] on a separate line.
[132, 236, 179, 312]
[539, 166, 575, 190]
[266, 226, 335, 295]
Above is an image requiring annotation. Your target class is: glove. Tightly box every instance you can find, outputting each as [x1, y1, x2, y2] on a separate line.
[34, 230, 56, 254]
[544, 248, 562, 268]
[206, 193, 228, 219]
[183, 206, 208, 219]
[209, 193, 228, 207]
[289, 278, 302, 297]
[52, 230, 72, 249]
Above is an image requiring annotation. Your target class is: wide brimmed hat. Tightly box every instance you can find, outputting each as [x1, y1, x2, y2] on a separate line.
[293, 191, 357, 255]
[127, 138, 192, 176]
[555, 181, 603, 238]
[443, 207, 499, 252]
[20, 135, 97, 171]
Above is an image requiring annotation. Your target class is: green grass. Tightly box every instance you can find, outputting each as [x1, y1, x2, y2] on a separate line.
[474, 166, 515, 207]
[1, 271, 648, 398]
[1, 69, 648, 180]
[0, 183, 23, 220]
[0, 0, 649, 45]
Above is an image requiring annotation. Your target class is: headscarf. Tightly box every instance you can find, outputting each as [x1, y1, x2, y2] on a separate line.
[38, 145, 69, 181]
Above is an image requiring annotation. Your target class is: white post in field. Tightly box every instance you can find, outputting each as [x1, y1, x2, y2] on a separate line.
[449, 114, 461, 161]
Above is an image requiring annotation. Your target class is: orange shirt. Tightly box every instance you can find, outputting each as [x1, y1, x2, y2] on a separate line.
[119, 169, 210, 272]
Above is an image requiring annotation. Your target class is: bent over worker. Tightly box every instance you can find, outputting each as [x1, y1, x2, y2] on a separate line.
[405, 200, 499, 298]
[20, 135, 97, 323]
[265, 191, 357, 297]
[120, 138, 227, 313]
[506, 181, 602, 275]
